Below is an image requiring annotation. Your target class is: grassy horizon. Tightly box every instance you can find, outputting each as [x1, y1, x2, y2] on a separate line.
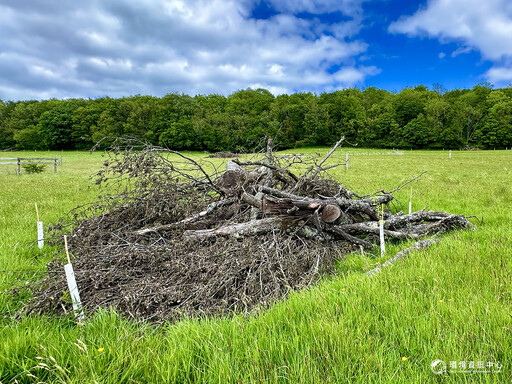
[0, 148, 510, 383]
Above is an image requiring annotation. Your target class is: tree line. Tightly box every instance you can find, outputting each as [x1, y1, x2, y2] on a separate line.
[1, 83, 511, 152]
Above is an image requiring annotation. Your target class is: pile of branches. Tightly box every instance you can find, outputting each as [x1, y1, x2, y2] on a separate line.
[26, 138, 473, 321]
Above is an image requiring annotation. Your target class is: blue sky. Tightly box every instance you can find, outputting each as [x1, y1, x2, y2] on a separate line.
[0, 0, 511, 100]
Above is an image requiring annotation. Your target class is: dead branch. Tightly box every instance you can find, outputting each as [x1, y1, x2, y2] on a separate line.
[308, 136, 345, 180]
[367, 238, 440, 277]
[135, 199, 235, 235]
[184, 217, 282, 240]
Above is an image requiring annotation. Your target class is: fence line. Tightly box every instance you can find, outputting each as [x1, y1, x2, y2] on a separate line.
[0, 157, 59, 174]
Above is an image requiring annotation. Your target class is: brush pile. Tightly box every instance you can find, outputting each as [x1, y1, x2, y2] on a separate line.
[27, 138, 473, 321]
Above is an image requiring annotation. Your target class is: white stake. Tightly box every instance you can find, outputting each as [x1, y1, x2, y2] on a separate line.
[345, 153, 349, 170]
[379, 206, 385, 257]
[64, 235, 84, 321]
[449, 150, 452, 159]
[408, 186, 412, 215]
[35, 203, 44, 249]
[379, 220, 385, 257]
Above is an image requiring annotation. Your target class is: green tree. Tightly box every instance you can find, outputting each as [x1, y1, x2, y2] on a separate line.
[475, 91, 512, 148]
[401, 113, 430, 148]
[13, 128, 42, 150]
[393, 87, 430, 127]
[39, 101, 83, 149]
[159, 119, 199, 149]
[71, 101, 104, 149]
[319, 89, 366, 144]
[225, 89, 274, 150]
[0, 100, 16, 148]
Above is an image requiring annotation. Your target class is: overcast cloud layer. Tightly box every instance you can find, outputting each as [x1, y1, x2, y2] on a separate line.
[0, 0, 378, 100]
[389, 0, 512, 86]
[1, 0, 512, 100]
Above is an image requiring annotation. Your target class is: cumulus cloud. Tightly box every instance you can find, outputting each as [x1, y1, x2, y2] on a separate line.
[388, 0, 512, 86]
[0, 0, 375, 100]
[486, 66, 512, 85]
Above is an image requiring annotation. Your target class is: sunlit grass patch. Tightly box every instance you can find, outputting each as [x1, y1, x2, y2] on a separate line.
[0, 148, 510, 383]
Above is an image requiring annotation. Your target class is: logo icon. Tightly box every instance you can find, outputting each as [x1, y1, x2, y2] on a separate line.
[431, 359, 447, 375]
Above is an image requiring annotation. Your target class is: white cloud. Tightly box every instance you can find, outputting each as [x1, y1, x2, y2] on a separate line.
[388, 0, 512, 86]
[485, 66, 512, 84]
[0, 0, 375, 100]
[333, 66, 380, 84]
[451, 46, 473, 58]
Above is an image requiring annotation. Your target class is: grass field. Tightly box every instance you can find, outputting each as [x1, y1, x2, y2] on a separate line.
[0, 148, 511, 383]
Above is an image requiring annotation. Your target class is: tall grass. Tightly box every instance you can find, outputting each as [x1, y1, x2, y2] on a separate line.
[0, 149, 510, 383]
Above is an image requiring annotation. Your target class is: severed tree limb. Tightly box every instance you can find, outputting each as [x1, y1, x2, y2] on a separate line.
[367, 238, 440, 277]
[264, 138, 275, 188]
[261, 187, 392, 210]
[308, 136, 346, 180]
[338, 213, 472, 238]
[323, 225, 374, 249]
[250, 191, 263, 220]
[384, 211, 474, 231]
[338, 222, 419, 239]
[294, 136, 345, 190]
[335, 198, 380, 220]
[257, 191, 392, 222]
[241, 192, 262, 209]
[421, 214, 475, 234]
[135, 199, 234, 235]
[261, 186, 304, 200]
[184, 217, 282, 240]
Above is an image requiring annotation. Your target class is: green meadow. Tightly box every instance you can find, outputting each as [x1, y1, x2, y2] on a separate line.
[0, 148, 510, 383]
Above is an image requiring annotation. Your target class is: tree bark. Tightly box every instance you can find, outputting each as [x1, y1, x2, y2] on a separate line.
[184, 217, 282, 240]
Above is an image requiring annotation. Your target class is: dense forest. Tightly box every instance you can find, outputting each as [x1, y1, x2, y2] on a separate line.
[1, 83, 512, 151]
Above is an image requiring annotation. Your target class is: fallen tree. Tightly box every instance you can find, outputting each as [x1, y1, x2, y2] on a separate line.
[25, 138, 475, 321]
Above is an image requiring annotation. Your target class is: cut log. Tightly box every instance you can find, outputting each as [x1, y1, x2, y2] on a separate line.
[261, 196, 323, 219]
[321, 204, 341, 223]
[261, 186, 393, 220]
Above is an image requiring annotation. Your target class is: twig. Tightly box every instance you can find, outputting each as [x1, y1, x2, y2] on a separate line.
[309, 136, 345, 180]
[359, 171, 428, 198]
